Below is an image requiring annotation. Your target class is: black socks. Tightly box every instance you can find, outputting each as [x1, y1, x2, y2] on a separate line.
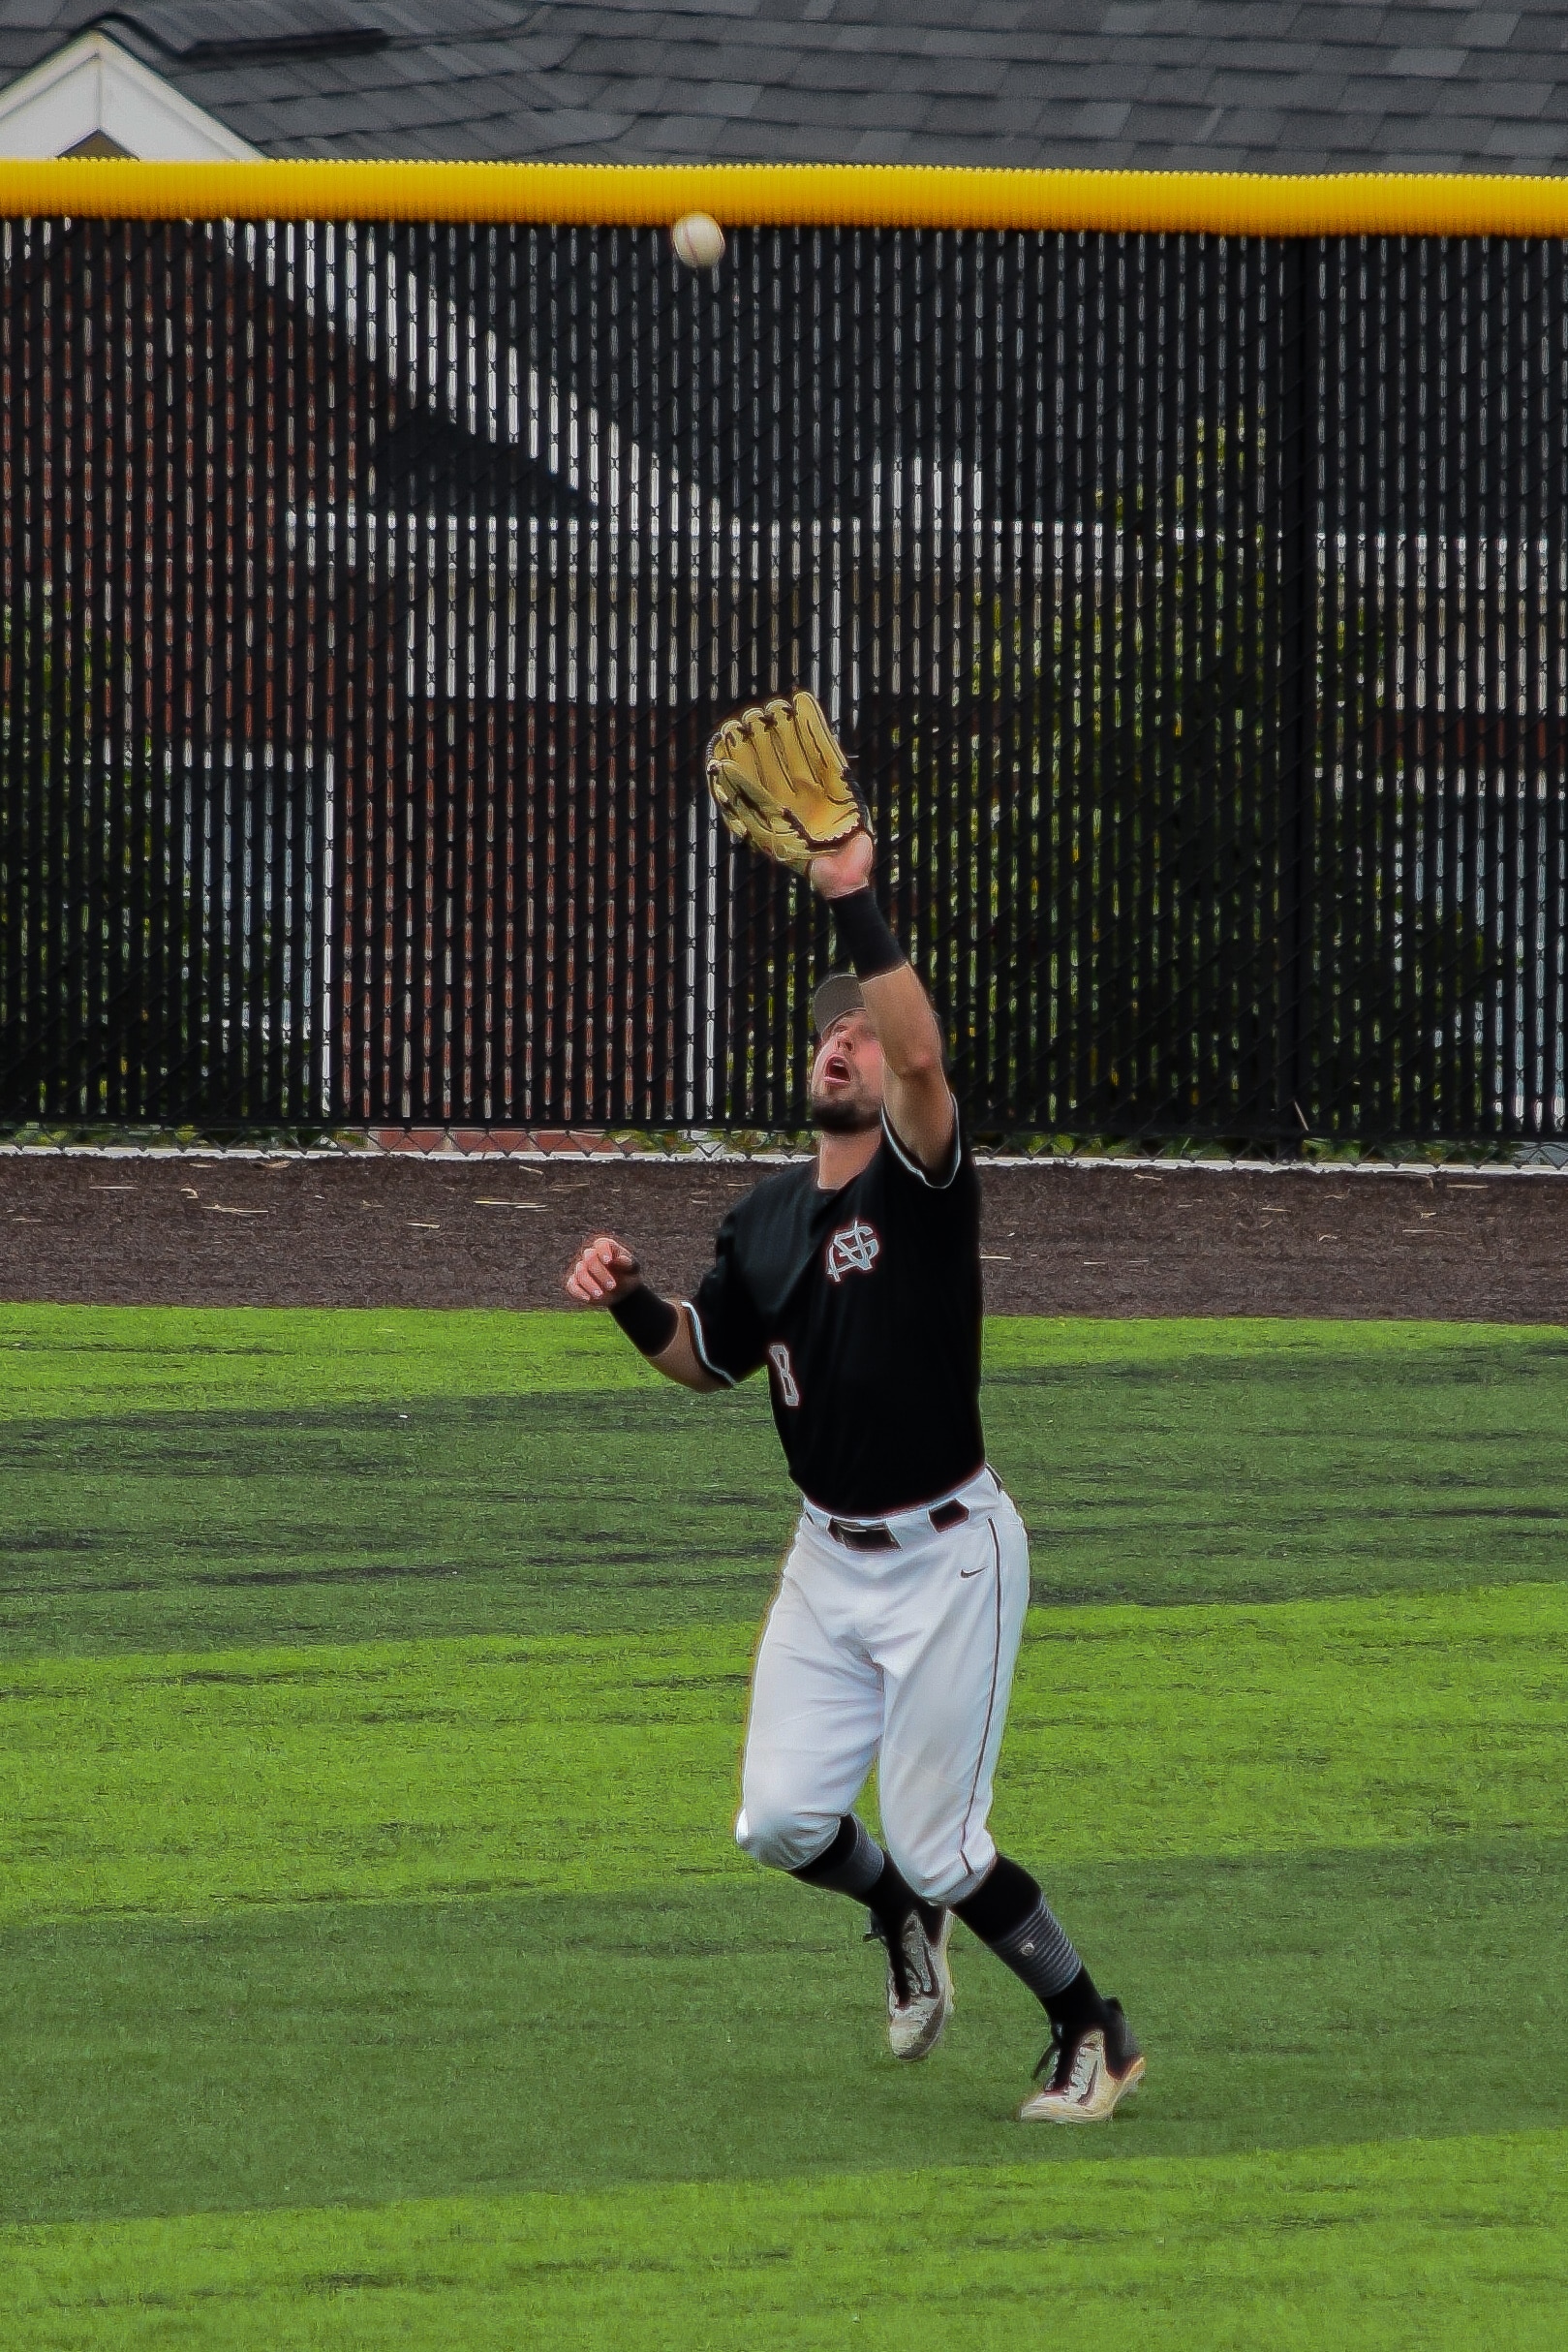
[792, 1830, 1106, 2028]
[953, 1854, 1112, 2033]
[791, 1816, 931, 1938]
[791, 1814, 884, 1899]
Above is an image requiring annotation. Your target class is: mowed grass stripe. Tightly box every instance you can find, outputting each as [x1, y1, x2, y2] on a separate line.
[0, 1307, 653, 1422]
[4, 1304, 1560, 1425]
[4, 1844, 1559, 2223]
[6, 1307, 1568, 1657]
[3, 1583, 1564, 1923]
[6, 2131, 1565, 2350]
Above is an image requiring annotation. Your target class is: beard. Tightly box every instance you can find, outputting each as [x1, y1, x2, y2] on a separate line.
[810, 1092, 881, 1134]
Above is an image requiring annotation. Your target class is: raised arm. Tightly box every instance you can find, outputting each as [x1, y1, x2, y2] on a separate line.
[810, 829, 955, 1172]
[564, 1235, 721, 1392]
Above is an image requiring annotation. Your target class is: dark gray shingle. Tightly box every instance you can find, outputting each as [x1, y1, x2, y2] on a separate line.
[5, 1, 1568, 173]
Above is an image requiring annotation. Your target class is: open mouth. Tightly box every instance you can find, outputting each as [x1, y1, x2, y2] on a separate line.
[819, 1051, 852, 1086]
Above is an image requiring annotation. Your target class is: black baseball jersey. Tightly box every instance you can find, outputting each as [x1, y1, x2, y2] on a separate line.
[687, 1108, 984, 1517]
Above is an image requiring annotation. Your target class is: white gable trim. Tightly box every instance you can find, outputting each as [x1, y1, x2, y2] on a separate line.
[0, 31, 259, 161]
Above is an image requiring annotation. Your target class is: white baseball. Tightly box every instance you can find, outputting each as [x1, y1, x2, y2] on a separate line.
[671, 212, 725, 271]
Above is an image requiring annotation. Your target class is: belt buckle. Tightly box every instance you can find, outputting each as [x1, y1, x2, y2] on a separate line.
[828, 1517, 897, 1551]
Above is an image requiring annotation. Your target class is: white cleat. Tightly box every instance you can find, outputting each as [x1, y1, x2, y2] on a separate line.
[871, 1903, 955, 2061]
[1017, 1998, 1145, 2122]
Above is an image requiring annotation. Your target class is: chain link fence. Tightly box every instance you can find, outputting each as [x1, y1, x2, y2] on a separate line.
[4, 176, 1566, 1150]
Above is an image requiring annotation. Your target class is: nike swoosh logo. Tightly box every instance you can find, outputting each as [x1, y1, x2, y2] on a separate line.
[959, 1562, 988, 1578]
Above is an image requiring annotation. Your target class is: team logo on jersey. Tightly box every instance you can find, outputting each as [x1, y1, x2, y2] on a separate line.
[824, 1218, 881, 1284]
[767, 1342, 801, 1407]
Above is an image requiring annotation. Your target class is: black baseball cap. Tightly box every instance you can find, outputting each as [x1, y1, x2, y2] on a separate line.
[812, 973, 865, 1036]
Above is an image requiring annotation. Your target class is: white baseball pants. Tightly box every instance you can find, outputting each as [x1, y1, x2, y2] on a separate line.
[734, 1468, 1031, 1907]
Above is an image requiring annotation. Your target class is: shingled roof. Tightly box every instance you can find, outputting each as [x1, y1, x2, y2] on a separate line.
[3, 0, 1568, 174]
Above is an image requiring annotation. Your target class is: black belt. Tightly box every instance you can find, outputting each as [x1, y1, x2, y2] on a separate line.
[826, 1497, 970, 1551]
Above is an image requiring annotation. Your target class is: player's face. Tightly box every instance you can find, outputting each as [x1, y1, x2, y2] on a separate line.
[809, 1011, 884, 1132]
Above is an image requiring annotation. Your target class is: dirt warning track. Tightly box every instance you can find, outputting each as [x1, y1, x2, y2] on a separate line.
[0, 1154, 1563, 1323]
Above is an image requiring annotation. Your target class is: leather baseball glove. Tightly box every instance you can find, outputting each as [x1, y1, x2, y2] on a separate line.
[706, 691, 866, 876]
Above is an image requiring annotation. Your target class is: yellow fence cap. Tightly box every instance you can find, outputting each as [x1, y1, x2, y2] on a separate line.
[2, 156, 1568, 236]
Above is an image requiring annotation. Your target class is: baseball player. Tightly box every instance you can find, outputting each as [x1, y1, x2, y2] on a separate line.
[565, 696, 1143, 2121]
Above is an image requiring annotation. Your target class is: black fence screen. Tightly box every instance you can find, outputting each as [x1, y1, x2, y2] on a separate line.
[4, 210, 1566, 1143]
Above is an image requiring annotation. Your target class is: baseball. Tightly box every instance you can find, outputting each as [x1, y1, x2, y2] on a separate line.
[671, 211, 725, 271]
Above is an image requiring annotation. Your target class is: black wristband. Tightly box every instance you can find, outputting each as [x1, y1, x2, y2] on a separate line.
[607, 1285, 680, 1358]
[832, 887, 905, 979]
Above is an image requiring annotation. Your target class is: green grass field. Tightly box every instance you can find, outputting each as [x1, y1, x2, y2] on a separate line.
[2, 1305, 1565, 2347]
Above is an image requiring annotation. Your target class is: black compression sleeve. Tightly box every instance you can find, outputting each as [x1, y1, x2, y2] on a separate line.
[607, 1286, 680, 1358]
[832, 887, 905, 979]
